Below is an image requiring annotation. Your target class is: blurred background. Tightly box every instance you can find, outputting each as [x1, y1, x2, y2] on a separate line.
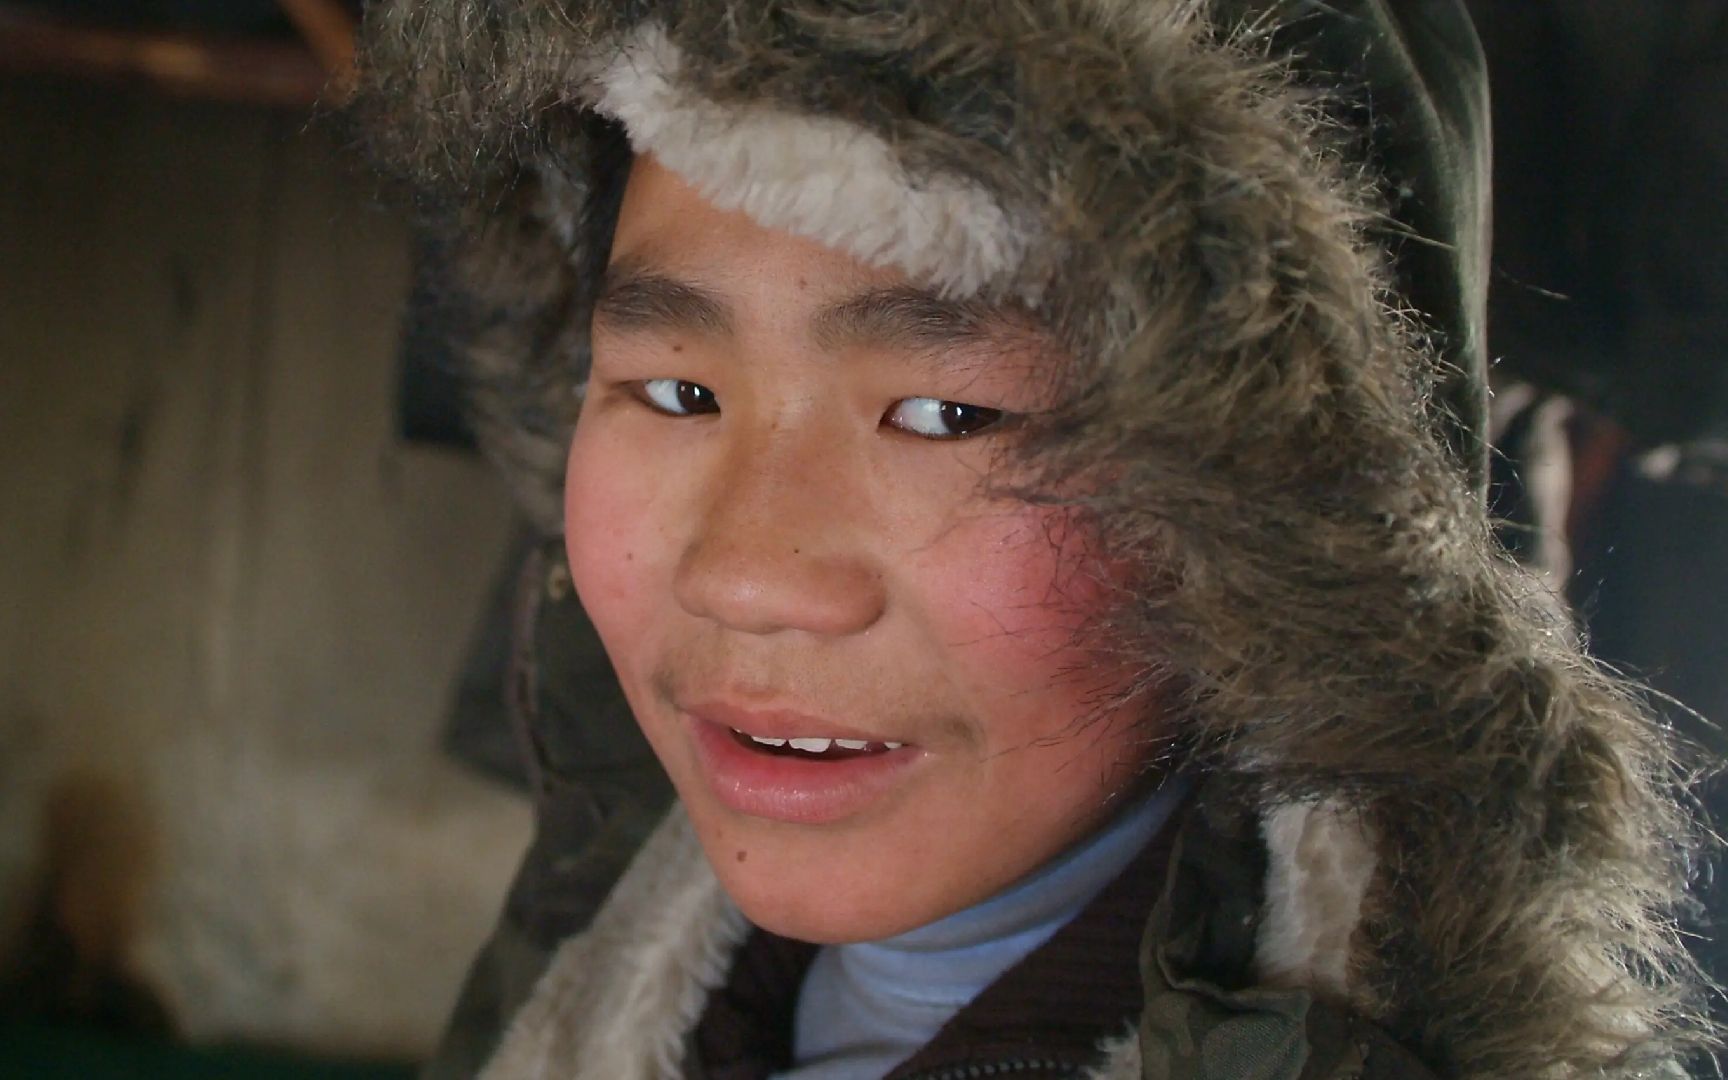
[0, 0, 1723, 1076]
[0, 1, 531, 1076]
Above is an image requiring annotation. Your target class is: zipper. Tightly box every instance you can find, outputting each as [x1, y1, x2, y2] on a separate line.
[898, 1059, 1084, 1080]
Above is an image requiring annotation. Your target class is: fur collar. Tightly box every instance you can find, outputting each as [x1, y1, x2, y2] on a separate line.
[479, 807, 750, 1080]
[479, 798, 1377, 1079]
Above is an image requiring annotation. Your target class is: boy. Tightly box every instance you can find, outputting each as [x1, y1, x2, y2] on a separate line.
[351, 1, 1711, 1076]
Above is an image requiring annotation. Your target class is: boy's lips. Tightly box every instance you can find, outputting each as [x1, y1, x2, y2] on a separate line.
[680, 701, 908, 745]
[680, 703, 923, 825]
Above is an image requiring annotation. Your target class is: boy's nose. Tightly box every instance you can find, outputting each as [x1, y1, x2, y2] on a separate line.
[672, 435, 887, 638]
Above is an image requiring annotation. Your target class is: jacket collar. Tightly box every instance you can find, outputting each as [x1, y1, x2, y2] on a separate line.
[476, 781, 1397, 1080]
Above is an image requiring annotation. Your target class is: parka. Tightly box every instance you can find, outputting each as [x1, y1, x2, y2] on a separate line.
[346, 1, 1715, 1076]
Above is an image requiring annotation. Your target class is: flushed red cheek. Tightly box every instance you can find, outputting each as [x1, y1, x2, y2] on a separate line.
[917, 507, 1118, 690]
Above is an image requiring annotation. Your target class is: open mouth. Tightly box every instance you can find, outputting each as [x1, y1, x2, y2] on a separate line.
[728, 728, 905, 759]
[689, 711, 924, 824]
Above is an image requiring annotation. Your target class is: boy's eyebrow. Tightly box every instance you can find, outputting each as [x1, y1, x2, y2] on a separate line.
[594, 257, 1030, 357]
[809, 285, 1014, 354]
[593, 258, 734, 337]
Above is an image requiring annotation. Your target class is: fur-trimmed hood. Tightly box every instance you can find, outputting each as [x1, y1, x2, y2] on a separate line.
[349, 1, 1711, 1075]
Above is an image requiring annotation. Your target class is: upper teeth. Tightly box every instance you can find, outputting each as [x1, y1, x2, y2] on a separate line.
[742, 732, 905, 752]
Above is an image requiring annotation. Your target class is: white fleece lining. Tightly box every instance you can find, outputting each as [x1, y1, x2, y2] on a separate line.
[582, 23, 1037, 300]
[478, 807, 749, 1080]
[476, 803, 1147, 1079]
[1255, 800, 1377, 1002]
[476, 802, 1378, 1078]
[1088, 1030, 1144, 1079]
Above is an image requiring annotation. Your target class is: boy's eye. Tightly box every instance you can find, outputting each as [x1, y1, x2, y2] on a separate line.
[633, 381, 1000, 439]
[639, 378, 719, 416]
[883, 397, 1004, 440]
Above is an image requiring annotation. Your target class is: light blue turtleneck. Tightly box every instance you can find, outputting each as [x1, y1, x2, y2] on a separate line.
[772, 781, 1185, 1080]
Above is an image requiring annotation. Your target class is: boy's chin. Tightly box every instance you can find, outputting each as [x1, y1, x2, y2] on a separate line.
[692, 822, 978, 945]
[711, 858, 931, 945]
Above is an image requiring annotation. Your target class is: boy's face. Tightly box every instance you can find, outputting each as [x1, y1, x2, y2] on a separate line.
[565, 155, 1158, 944]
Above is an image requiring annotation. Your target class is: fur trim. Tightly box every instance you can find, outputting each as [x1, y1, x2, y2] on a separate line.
[585, 23, 1038, 301]
[1085, 1031, 1143, 1080]
[1255, 800, 1376, 1008]
[475, 801, 1397, 1080]
[350, 0, 1711, 1073]
[482, 808, 1146, 1080]
[479, 807, 747, 1080]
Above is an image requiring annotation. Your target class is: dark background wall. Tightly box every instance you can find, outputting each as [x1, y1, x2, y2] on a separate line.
[0, 69, 531, 1066]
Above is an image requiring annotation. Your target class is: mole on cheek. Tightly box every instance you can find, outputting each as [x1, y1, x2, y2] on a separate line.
[736, 850, 748, 863]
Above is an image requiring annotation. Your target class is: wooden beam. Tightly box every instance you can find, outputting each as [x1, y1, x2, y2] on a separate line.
[0, 5, 329, 109]
[276, 0, 357, 99]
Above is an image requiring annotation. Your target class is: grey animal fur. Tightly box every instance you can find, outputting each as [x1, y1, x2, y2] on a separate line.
[346, 1, 1714, 1075]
